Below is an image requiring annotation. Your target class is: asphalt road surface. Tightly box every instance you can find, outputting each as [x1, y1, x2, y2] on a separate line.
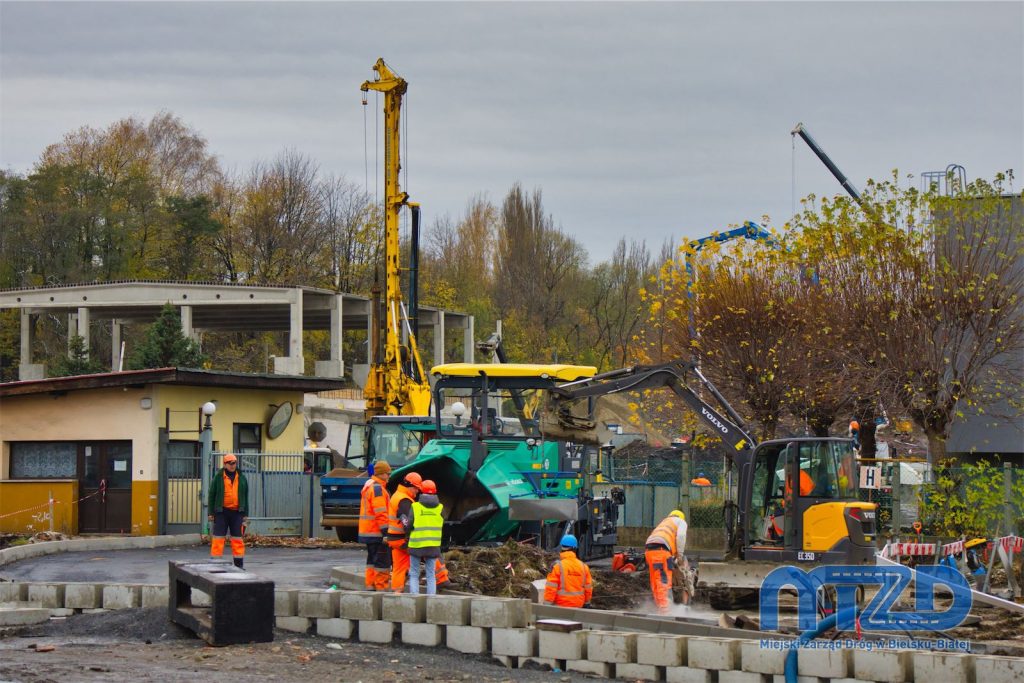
[0, 545, 365, 588]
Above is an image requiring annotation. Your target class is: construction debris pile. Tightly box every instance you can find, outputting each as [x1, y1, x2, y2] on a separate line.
[442, 539, 650, 610]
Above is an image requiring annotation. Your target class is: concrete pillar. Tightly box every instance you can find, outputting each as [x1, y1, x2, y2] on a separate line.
[433, 310, 445, 368]
[67, 312, 78, 355]
[18, 310, 44, 380]
[111, 319, 122, 371]
[77, 307, 90, 350]
[180, 305, 194, 341]
[315, 295, 344, 378]
[463, 314, 475, 362]
[273, 289, 305, 375]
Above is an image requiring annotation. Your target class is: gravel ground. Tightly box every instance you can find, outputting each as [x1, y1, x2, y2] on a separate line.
[0, 608, 612, 682]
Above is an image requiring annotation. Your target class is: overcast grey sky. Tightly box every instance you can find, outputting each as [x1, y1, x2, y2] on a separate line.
[1, 2, 1021, 263]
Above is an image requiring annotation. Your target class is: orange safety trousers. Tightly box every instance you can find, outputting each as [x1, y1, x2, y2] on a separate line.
[210, 537, 245, 558]
[645, 547, 673, 613]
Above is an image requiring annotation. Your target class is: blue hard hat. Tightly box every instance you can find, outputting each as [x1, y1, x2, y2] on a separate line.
[560, 534, 578, 549]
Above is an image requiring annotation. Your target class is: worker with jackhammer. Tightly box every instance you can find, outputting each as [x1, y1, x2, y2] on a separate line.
[543, 534, 593, 608]
[358, 460, 392, 591]
[645, 509, 688, 613]
[388, 470, 451, 592]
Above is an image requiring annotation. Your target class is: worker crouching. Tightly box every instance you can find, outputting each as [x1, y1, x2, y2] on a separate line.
[407, 479, 443, 595]
[543, 534, 593, 608]
[358, 460, 392, 591]
[645, 509, 688, 613]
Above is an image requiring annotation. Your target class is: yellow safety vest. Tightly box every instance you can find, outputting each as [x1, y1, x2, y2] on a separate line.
[407, 501, 444, 549]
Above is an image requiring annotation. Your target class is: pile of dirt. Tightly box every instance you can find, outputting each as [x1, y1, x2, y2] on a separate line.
[441, 540, 650, 610]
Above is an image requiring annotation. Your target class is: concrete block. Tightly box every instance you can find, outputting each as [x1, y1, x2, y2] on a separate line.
[48, 608, 75, 617]
[539, 629, 587, 660]
[587, 630, 638, 663]
[102, 584, 140, 610]
[616, 663, 665, 681]
[381, 593, 426, 623]
[637, 634, 687, 667]
[446, 624, 491, 654]
[567, 659, 613, 677]
[276, 616, 312, 633]
[975, 655, 1024, 682]
[666, 667, 714, 683]
[492, 627, 538, 657]
[719, 672, 769, 683]
[0, 583, 25, 602]
[913, 652, 974, 682]
[853, 648, 911, 682]
[64, 584, 102, 609]
[296, 590, 340, 619]
[797, 646, 850, 679]
[26, 583, 64, 608]
[427, 595, 473, 625]
[470, 597, 529, 628]
[687, 637, 741, 671]
[358, 619, 395, 644]
[521, 657, 564, 672]
[491, 655, 518, 669]
[275, 589, 297, 617]
[316, 617, 355, 639]
[401, 622, 445, 647]
[0, 608, 51, 626]
[742, 639, 787, 675]
[140, 585, 169, 608]
[339, 591, 381, 621]
[771, 676, 824, 683]
[81, 608, 109, 614]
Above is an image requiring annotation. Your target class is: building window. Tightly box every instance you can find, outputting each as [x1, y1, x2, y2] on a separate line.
[166, 441, 201, 478]
[10, 442, 77, 479]
[233, 423, 262, 453]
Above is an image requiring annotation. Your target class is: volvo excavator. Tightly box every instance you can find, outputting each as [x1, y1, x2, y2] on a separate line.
[542, 359, 877, 605]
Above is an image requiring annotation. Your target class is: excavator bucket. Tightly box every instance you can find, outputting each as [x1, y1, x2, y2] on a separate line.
[537, 397, 602, 445]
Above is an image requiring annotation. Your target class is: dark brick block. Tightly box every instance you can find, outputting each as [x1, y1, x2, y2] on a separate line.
[168, 560, 275, 646]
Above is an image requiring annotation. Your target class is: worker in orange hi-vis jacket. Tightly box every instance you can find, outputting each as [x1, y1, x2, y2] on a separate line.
[644, 510, 688, 613]
[358, 460, 392, 591]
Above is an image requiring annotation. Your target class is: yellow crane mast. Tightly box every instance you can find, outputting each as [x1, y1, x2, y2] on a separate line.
[360, 58, 431, 419]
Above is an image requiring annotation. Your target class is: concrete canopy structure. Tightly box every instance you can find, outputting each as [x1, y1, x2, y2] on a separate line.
[0, 281, 474, 382]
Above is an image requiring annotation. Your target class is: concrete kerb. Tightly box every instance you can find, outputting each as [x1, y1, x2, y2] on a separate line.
[0, 534, 202, 567]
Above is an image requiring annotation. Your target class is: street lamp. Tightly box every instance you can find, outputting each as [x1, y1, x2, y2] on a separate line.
[199, 401, 217, 534]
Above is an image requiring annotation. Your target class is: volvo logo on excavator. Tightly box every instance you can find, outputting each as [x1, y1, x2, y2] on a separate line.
[701, 407, 729, 435]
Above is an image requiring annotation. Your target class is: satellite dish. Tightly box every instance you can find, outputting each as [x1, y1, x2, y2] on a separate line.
[308, 422, 328, 443]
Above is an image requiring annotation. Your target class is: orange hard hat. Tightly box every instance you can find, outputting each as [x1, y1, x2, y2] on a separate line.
[849, 420, 860, 431]
[403, 472, 423, 489]
[420, 479, 437, 494]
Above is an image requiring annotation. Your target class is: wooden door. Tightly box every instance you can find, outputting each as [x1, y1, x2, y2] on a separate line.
[78, 442, 133, 533]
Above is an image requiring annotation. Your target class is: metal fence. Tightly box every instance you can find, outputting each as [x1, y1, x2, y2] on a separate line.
[159, 448, 333, 538]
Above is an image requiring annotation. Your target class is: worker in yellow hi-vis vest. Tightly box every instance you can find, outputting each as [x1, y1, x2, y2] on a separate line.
[407, 479, 444, 595]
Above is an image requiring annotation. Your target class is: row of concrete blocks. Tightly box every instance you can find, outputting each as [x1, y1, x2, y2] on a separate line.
[274, 589, 1024, 683]
[0, 581, 171, 613]
[0, 534, 201, 567]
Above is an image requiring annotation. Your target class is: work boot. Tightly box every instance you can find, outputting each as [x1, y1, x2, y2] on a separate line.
[233, 557, 244, 569]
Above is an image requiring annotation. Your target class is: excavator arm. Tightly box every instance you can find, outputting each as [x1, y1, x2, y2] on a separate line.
[544, 360, 756, 456]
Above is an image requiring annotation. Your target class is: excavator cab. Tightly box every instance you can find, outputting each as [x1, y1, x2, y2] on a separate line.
[740, 438, 875, 565]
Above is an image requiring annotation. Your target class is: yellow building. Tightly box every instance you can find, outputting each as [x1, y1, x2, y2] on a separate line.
[0, 368, 347, 536]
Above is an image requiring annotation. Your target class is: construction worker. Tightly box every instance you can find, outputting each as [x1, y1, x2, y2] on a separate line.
[543, 534, 593, 608]
[388, 471, 451, 592]
[407, 479, 444, 595]
[207, 453, 249, 568]
[387, 471, 423, 592]
[645, 509, 687, 613]
[358, 460, 392, 591]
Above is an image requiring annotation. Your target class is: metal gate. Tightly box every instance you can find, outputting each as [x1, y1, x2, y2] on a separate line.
[159, 447, 328, 537]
